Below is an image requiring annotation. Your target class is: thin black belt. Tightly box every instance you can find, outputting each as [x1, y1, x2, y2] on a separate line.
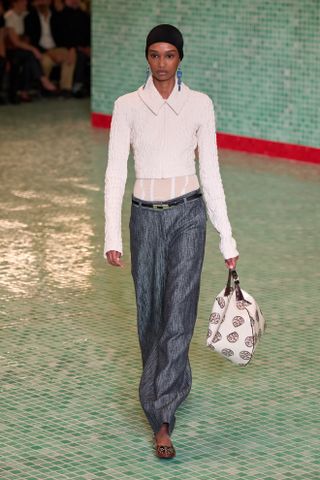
[132, 191, 202, 210]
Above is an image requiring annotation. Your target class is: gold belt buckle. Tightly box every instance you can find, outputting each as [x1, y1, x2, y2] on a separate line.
[153, 203, 170, 209]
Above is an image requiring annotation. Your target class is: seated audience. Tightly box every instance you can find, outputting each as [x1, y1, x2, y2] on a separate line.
[24, 0, 76, 98]
[60, 0, 90, 97]
[4, 0, 57, 102]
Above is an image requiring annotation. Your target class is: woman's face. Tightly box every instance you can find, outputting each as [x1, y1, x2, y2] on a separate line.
[147, 42, 181, 81]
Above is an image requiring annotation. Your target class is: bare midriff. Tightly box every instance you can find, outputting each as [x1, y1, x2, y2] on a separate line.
[133, 174, 200, 201]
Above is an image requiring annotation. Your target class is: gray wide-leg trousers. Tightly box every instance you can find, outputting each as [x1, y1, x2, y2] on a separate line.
[129, 188, 207, 436]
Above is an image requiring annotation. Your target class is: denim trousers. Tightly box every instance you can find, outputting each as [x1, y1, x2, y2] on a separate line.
[129, 187, 207, 435]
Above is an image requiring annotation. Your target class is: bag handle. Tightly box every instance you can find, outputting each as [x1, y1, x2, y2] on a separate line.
[224, 269, 246, 302]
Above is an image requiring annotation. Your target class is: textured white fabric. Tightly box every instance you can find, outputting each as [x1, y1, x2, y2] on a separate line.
[104, 73, 239, 259]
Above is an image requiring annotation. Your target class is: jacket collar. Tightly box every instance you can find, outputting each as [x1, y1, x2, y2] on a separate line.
[137, 73, 190, 115]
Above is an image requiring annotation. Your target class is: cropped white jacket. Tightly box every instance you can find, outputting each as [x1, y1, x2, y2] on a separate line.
[104, 73, 239, 260]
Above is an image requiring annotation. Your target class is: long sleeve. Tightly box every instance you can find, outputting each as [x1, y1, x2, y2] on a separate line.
[197, 96, 239, 260]
[104, 98, 131, 257]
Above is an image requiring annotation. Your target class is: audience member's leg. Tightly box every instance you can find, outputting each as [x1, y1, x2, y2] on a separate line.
[73, 48, 90, 97]
[41, 52, 56, 82]
[9, 49, 56, 100]
[46, 48, 75, 94]
[59, 50, 75, 92]
[28, 52, 57, 92]
[7, 49, 27, 103]
[23, 51, 40, 94]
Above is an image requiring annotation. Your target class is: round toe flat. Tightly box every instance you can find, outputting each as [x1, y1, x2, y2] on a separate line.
[155, 444, 176, 458]
[152, 435, 176, 459]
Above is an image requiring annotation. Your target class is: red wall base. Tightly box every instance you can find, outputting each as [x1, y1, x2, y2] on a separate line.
[91, 112, 320, 165]
[92, 112, 112, 129]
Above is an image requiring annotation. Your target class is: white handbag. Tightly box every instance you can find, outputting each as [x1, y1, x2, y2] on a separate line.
[206, 269, 266, 366]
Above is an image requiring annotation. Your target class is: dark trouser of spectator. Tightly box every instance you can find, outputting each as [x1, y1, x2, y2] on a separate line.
[7, 49, 42, 102]
[0, 55, 5, 104]
[72, 48, 90, 97]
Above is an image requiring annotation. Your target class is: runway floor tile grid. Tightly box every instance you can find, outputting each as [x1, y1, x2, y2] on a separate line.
[0, 100, 319, 479]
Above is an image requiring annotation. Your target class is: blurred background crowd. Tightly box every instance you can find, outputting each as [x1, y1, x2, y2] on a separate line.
[0, 0, 90, 104]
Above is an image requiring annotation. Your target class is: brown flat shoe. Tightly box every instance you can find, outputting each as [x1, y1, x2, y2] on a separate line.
[152, 435, 176, 459]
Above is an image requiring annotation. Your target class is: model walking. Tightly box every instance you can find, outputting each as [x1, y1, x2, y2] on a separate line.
[104, 24, 239, 458]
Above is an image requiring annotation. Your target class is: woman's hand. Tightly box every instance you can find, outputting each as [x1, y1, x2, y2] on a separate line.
[106, 250, 125, 268]
[225, 256, 239, 270]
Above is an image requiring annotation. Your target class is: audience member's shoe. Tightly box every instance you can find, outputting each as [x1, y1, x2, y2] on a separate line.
[41, 88, 59, 98]
[60, 89, 73, 99]
[18, 92, 33, 103]
[40, 77, 57, 92]
[72, 84, 89, 98]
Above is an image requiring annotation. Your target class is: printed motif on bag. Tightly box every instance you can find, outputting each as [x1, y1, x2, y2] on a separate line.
[217, 297, 225, 308]
[227, 332, 239, 343]
[221, 348, 234, 357]
[209, 312, 220, 324]
[232, 316, 245, 327]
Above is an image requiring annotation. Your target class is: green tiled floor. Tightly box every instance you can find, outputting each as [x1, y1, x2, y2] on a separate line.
[0, 100, 319, 479]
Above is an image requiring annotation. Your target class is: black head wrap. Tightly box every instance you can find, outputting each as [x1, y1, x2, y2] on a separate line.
[145, 24, 184, 60]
